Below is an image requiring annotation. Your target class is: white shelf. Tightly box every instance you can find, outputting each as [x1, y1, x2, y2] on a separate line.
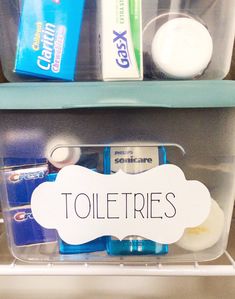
[0, 255, 235, 277]
[0, 220, 235, 277]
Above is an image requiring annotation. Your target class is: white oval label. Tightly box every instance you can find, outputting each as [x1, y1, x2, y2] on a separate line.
[31, 164, 211, 245]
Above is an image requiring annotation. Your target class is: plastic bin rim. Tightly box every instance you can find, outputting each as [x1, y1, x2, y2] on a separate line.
[0, 81, 235, 109]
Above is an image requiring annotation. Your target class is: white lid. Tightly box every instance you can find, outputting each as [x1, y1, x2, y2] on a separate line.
[151, 17, 213, 79]
[45, 135, 81, 169]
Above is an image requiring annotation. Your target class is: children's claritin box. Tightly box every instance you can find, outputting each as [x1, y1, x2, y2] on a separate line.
[14, 0, 85, 81]
[98, 0, 143, 81]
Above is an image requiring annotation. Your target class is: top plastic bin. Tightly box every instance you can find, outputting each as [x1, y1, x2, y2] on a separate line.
[0, 0, 234, 82]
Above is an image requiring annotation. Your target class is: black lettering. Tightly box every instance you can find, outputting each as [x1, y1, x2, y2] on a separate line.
[74, 193, 91, 219]
[150, 193, 163, 219]
[146, 193, 149, 218]
[165, 192, 177, 218]
[96, 193, 105, 219]
[107, 193, 119, 219]
[134, 193, 145, 219]
[122, 193, 132, 219]
[61, 193, 72, 219]
[92, 193, 95, 218]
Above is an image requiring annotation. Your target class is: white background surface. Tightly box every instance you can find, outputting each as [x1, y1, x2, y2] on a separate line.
[0, 275, 235, 299]
[0, 220, 234, 299]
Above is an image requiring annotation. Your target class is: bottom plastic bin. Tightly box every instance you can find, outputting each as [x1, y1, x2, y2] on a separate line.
[0, 92, 235, 264]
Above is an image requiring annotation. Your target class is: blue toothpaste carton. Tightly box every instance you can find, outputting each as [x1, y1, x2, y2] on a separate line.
[15, 0, 85, 80]
[10, 206, 57, 246]
[5, 164, 49, 207]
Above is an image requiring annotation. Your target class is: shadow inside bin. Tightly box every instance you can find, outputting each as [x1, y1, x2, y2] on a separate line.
[225, 45, 235, 80]
[0, 62, 7, 83]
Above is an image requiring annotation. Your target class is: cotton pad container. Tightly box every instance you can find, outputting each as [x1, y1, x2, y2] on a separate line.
[142, 0, 235, 80]
[151, 17, 213, 79]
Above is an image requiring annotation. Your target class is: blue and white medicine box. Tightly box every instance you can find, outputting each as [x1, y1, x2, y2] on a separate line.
[15, 0, 85, 81]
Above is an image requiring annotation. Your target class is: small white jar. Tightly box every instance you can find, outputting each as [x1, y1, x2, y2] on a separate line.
[45, 135, 81, 169]
[151, 17, 213, 79]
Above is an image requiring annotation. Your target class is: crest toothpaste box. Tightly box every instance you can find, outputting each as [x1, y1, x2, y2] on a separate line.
[10, 206, 56, 246]
[14, 0, 85, 81]
[5, 164, 48, 207]
[98, 0, 143, 81]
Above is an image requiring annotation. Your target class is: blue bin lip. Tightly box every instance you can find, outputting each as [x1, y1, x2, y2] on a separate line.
[0, 81, 235, 110]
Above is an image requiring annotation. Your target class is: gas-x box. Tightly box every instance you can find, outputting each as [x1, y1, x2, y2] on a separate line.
[98, 0, 143, 81]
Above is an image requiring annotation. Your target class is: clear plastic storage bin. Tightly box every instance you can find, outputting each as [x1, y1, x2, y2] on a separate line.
[0, 0, 234, 82]
[0, 81, 235, 264]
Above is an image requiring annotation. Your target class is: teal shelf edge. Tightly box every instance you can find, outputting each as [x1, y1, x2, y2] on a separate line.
[0, 80, 235, 109]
